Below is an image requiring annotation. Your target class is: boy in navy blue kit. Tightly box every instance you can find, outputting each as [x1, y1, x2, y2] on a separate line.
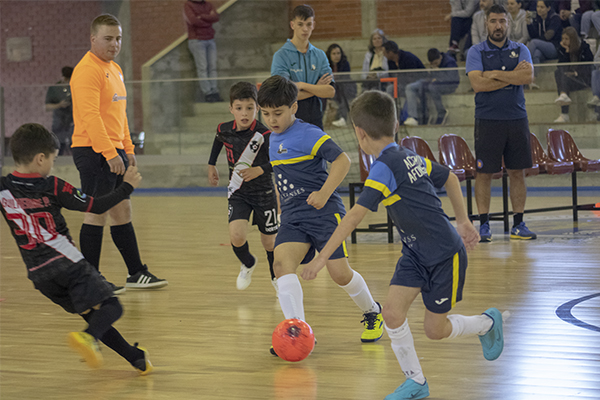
[257, 75, 383, 353]
[208, 82, 278, 292]
[0, 123, 152, 374]
[302, 91, 506, 400]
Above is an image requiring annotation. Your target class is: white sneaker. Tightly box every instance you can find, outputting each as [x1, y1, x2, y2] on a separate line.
[529, 82, 540, 90]
[404, 117, 418, 126]
[236, 256, 256, 290]
[271, 278, 279, 298]
[332, 117, 346, 127]
[587, 95, 600, 107]
[554, 93, 572, 105]
[554, 113, 570, 123]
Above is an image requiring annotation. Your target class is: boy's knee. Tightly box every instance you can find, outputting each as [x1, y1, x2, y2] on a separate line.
[230, 235, 246, 247]
[381, 305, 404, 329]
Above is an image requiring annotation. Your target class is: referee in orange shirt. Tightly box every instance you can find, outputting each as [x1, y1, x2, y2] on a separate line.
[71, 14, 167, 292]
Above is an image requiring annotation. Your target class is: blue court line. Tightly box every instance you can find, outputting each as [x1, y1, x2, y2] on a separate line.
[555, 293, 600, 333]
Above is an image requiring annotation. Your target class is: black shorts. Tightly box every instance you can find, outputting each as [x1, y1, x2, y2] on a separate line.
[474, 118, 533, 173]
[390, 246, 467, 314]
[228, 194, 278, 235]
[72, 147, 129, 197]
[33, 259, 114, 314]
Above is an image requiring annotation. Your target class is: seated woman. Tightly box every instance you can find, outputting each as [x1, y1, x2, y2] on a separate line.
[326, 44, 357, 127]
[553, 27, 594, 122]
[507, 0, 529, 44]
[361, 29, 389, 91]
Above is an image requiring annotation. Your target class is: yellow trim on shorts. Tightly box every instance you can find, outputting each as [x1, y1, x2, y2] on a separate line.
[424, 158, 432, 175]
[311, 135, 331, 156]
[364, 179, 391, 197]
[451, 251, 459, 308]
[334, 213, 348, 257]
[382, 194, 401, 206]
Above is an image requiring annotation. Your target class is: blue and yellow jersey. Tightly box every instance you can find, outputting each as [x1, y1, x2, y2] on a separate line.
[357, 143, 463, 266]
[269, 119, 345, 222]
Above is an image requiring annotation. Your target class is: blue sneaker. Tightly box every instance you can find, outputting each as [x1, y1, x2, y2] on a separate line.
[384, 379, 430, 400]
[478, 307, 504, 361]
[510, 222, 537, 240]
[479, 222, 492, 242]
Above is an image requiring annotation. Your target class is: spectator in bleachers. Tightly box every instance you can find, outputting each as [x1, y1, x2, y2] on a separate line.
[446, 0, 480, 55]
[579, 1, 600, 40]
[527, 1, 563, 64]
[326, 44, 357, 127]
[404, 48, 460, 126]
[472, 0, 496, 44]
[587, 45, 600, 117]
[569, 0, 597, 34]
[45, 66, 73, 155]
[553, 27, 594, 122]
[507, 0, 530, 43]
[361, 29, 389, 91]
[184, 0, 222, 103]
[383, 41, 426, 100]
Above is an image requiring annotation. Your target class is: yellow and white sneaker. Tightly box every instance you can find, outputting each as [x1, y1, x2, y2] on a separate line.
[132, 343, 154, 376]
[68, 331, 103, 368]
[360, 303, 384, 342]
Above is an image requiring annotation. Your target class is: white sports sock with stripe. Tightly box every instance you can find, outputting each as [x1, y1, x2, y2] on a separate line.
[277, 274, 305, 321]
[386, 320, 426, 385]
[339, 270, 379, 313]
[447, 314, 493, 339]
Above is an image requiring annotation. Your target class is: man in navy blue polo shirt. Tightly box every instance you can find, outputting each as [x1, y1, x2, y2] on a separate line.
[466, 3, 537, 242]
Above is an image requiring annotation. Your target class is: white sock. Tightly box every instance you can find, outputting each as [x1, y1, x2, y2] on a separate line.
[386, 320, 426, 385]
[447, 314, 493, 339]
[277, 274, 305, 321]
[339, 270, 379, 313]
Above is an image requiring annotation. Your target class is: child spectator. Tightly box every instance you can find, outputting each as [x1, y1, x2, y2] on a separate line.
[0, 123, 152, 374]
[326, 44, 357, 127]
[257, 75, 384, 353]
[207, 82, 278, 292]
[301, 91, 505, 400]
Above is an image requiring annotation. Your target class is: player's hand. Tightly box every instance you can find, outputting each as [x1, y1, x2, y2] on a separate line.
[123, 166, 142, 188]
[127, 153, 137, 167]
[300, 259, 326, 281]
[444, 13, 452, 22]
[306, 190, 329, 210]
[107, 155, 126, 175]
[317, 73, 333, 86]
[239, 166, 263, 182]
[456, 221, 480, 252]
[208, 165, 219, 186]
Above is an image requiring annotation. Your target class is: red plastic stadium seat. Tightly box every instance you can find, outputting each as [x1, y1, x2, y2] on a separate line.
[358, 147, 376, 182]
[437, 134, 476, 181]
[402, 136, 466, 181]
[530, 132, 574, 175]
[547, 129, 600, 172]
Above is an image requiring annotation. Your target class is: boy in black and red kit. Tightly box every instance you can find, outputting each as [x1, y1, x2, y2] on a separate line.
[208, 82, 278, 293]
[0, 123, 152, 374]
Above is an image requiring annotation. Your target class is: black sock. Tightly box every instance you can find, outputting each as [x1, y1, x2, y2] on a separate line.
[80, 224, 104, 270]
[479, 213, 489, 225]
[513, 212, 523, 227]
[110, 223, 145, 275]
[100, 327, 144, 364]
[232, 242, 255, 268]
[83, 297, 123, 340]
[266, 250, 275, 280]
[561, 105, 569, 114]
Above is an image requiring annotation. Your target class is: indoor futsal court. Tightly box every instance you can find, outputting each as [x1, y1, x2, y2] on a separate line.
[1, 192, 599, 400]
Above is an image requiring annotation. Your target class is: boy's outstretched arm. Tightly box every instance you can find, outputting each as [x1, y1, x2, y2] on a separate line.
[301, 204, 369, 280]
[306, 152, 350, 209]
[444, 172, 479, 252]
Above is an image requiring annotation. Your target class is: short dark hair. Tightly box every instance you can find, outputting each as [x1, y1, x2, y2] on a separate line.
[427, 48, 441, 63]
[350, 91, 397, 140]
[382, 41, 399, 55]
[91, 14, 121, 35]
[10, 123, 59, 165]
[487, 4, 507, 17]
[292, 4, 314, 21]
[229, 82, 257, 105]
[257, 75, 298, 109]
[61, 66, 73, 79]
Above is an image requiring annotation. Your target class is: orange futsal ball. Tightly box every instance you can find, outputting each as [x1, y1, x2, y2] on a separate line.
[272, 319, 315, 362]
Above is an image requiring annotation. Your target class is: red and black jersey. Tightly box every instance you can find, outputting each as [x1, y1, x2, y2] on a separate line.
[208, 119, 275, 200]
[0, 172, 133, 281]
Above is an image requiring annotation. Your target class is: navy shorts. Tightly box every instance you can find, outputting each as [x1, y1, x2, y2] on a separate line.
[474, 118, 533, 173]
[390, 246, 468, 314]
[33, 259, 114, 314]
[72, 147, 129, 197]
[228, 194, 278, 235]
[275, 213, 348, 264]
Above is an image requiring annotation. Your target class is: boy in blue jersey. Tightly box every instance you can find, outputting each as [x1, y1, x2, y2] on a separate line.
[257, 75, 383, 352]
[302, 91, 506, 400]
[271, 4, 335, 129]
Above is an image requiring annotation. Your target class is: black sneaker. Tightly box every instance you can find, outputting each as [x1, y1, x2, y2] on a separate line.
[109, 282, 126, 295]
[126, 269, 168, 289]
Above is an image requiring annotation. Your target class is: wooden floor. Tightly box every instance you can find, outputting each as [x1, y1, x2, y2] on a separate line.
[1, 194, 600, 400]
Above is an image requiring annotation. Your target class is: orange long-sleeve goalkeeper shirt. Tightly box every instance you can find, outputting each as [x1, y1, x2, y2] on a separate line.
[71, 51, 134, 161]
